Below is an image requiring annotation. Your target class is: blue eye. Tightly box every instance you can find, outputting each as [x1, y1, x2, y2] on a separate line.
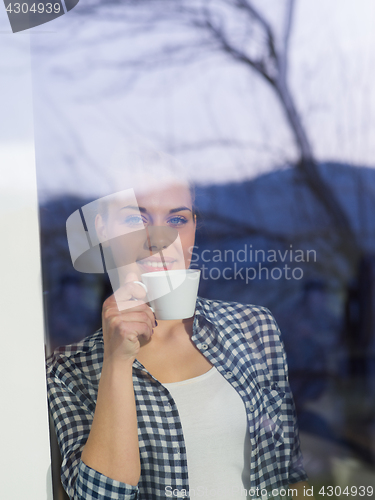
[123, 215, 147, 227]
[167, 216, 188, 227]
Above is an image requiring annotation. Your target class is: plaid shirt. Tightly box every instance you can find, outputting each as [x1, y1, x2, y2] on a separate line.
[46, 296, 308, 500]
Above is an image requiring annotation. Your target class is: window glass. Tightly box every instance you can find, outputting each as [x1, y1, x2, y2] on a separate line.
[16, 1, 375, 498]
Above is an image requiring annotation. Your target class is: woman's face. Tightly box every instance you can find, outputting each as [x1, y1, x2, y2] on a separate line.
[96, 182, 196, 281]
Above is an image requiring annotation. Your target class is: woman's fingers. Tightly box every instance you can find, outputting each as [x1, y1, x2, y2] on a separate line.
[102, 292, 156, 361]
[114, 284, 147, 303]
[107, 310, 155, 334]
[104, 298, 156, 328]
[112, 273, 147, 305]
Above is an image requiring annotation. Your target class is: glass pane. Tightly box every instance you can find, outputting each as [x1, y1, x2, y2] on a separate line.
[29, 2, 375, 498]
[0, 8, 52, 499]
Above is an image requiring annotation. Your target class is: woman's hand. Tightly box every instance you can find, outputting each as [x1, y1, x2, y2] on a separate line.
[102, 273, 156, 363]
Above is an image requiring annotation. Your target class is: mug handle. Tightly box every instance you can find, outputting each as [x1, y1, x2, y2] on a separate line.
[131, 281, 154, 313]
[133, 281, 147, 293]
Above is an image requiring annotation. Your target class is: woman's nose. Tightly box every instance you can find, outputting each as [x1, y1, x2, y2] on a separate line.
[144, 226, 178, 253]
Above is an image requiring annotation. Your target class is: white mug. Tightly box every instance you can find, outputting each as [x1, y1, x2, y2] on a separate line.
[141, 269, 201, 320]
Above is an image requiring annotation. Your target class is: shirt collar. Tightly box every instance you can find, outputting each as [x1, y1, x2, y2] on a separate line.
[194, 295, 218, 325]
[133, 296, 218, 373]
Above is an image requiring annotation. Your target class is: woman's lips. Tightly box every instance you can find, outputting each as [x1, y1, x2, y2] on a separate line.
[137, 258, 176, 273]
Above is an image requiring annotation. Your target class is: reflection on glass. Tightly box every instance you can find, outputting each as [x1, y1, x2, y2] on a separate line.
[30, 1, 375, 497]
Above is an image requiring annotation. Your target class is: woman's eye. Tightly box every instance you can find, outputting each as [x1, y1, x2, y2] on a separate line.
[167, 216, 188, 227]
[123, 215, 147, 227]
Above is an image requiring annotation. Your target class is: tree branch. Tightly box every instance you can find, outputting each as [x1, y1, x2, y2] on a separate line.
[279, 0, 295, 81]
[192, 14, 276, 85]
[235, 0, 277, 59]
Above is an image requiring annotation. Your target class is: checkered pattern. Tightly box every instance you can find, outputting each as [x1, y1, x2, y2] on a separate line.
[46, 296, 308, 499]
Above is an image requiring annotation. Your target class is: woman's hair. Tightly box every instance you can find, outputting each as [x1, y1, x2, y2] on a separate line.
[97, 144, 196, 222]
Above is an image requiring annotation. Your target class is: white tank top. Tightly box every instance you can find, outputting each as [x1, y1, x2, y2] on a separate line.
[163, 366, 251, 499]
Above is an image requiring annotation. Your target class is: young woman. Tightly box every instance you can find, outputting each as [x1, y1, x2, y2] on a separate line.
[47, 150, 310, 500]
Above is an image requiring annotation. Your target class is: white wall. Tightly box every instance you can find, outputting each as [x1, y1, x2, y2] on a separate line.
[0, 9, 53, 500]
